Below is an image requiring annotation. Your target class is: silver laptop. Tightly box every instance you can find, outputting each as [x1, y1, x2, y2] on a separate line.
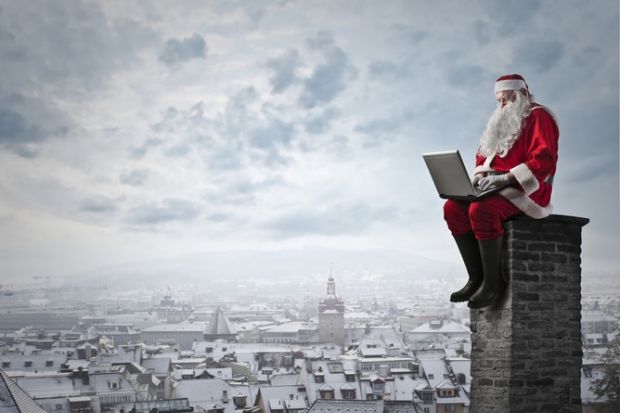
[422, 150, 501, 201]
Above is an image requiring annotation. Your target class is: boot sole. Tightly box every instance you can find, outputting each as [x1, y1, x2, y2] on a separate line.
[468, 293, 502, 309]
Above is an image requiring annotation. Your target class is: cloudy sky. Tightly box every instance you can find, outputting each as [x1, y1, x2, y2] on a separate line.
[0, 0, 618, 283]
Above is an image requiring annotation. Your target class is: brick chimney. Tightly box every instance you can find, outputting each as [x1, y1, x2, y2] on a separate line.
[469, 214, 588, 413]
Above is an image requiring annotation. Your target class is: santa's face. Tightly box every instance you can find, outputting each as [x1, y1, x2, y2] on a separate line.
[496, 90, 517, 108]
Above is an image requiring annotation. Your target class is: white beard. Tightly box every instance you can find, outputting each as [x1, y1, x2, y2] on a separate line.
[479, 92, 532, 157]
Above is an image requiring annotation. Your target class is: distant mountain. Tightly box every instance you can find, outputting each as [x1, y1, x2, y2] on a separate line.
[62, 246, 461, 292]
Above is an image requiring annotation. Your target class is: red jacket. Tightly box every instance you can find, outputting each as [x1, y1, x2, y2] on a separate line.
[473, 104, 559, 218]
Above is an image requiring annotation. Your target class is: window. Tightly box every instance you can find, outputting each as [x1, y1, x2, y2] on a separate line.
[427, 374, 434, 380]
[440, 389, 455, 398]
[345, 374, 355, 382]
[1, 362, 10, 368]
[446, 404, 456, 412]
[319, 390, 334, 400]
[341, 389, 356, 400]
[423, 408, 430, 413]
[233, 395, 247, 409]
[46, 360, 54, 367]
[24, 361, 33, 368]
[584, 368, 592, 378]
[54, 403, 63, 411]
[314, 375, 324, 383]
[419, 390, 433, 404]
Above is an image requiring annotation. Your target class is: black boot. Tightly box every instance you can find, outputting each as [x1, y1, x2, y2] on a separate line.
[450, 232, 484, 303]
[468, 236, 506, 309]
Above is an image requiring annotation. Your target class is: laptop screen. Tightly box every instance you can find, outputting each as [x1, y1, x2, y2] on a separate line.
[422, 150, 476, 198]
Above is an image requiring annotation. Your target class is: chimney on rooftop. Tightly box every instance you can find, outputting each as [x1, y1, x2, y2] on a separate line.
[469, 214, 588, 412]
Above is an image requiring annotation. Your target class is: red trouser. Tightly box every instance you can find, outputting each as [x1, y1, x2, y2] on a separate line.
[443, 195, 522, 240]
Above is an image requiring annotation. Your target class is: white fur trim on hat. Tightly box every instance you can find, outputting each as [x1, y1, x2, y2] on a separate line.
[499, 187, 553, 219]
[495, 79, 527, 94]
[510, 163, 539, 195]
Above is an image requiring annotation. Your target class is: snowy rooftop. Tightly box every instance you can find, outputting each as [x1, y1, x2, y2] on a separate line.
[142, 324, 206, 333]
[409, 320, 470, 334]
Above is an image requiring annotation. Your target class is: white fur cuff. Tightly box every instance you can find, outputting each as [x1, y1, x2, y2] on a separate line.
[500, 187, 553, 219]
[510, 163, 539, 195]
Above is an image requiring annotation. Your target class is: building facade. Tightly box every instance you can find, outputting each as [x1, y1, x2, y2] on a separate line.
[318, 277, 345, 347]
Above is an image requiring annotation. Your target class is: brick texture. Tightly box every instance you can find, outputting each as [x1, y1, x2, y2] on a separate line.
[469, 214, 589, 413]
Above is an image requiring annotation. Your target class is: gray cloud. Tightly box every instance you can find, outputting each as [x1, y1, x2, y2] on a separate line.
[515, 39, 565, 73]
[265, 202, 397, 238]
[159, 33, 207, 66]
[207, 212, 234, 223]
[446, 64, 487, 89]
[120, 169, 149, 186]
[144, 98, 246, 173]
[260, 149, 290, 167]
[573, 46, 604, 69]
[266, 48, 300, 93]
[561, 102, 619, 165]
[125, 198, 201, 226]
[0, 108, 44, 145]
[78, 196, 119, 214]
[0, 105, 68, 157]
[304, 107, 341, 135]
[391, 24, 427, 45]
[368, 60, 408, 80]
[164, 143, 192, 157]
[353, 112, 412, 148]
[564, 155, 619, 184]
[298, 32, 357, 109]
[250, 119, 295, 149]
[487, 0, 542, 37]
[205, 176, 286, 206]
[473, 19, 492, 45]
[324, 135, 350, 156]
[0, 1, 157, 91]
[220, 87, 259, 140]
[0, 2, 155, 159]
[129, 138, 163, 159]
[205, 147, 244, 171]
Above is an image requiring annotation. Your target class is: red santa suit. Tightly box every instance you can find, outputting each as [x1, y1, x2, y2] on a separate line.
[444, 103, 559, 240]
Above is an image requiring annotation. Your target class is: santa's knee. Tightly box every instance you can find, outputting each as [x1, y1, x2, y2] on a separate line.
[444, 200, 471, 235]
[468, 203, 503, 239]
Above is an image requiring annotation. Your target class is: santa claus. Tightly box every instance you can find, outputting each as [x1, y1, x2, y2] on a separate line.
[444, 74, 559, 309]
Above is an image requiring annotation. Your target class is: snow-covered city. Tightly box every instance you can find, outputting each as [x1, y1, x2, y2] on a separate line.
[1, 269, 619, 412]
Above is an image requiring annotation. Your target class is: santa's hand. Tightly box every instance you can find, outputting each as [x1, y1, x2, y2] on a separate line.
[478, 174, 510, 191]
[471, 174, 483, 187]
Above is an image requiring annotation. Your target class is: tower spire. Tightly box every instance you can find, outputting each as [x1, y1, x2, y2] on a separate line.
[327, 273, 336, 296]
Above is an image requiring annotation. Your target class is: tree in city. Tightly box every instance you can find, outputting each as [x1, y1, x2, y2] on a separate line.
[591, 334, 620, 412]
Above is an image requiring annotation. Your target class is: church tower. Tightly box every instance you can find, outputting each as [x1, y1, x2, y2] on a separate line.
[318, 276, 345, 346]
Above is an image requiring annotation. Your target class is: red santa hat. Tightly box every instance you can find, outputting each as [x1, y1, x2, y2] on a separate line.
[494, 74, 529, 95]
